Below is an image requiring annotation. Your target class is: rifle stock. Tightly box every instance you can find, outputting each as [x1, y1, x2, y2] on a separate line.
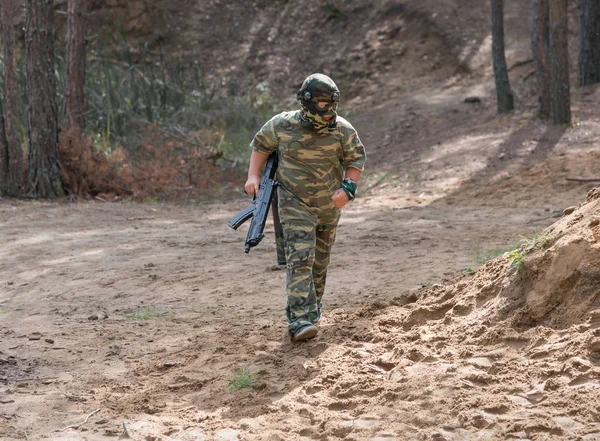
[227, 153, 278, 253]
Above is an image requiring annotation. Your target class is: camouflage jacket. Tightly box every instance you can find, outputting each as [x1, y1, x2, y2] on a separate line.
[250, 110, 366, 208]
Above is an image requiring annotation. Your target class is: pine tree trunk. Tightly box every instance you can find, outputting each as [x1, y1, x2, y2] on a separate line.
[579, 0, 600, 86]
[0, 98, 8, 194]
[64, 0, 87, 135]
[531, 0, 551, 117]
[25, 0, 64, 197]
[1, 0, 25, 196]
[491, 0, 514, 114]
[549, 0, 571, 125]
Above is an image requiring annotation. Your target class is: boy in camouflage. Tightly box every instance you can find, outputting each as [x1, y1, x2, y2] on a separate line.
[245, 73, 366, 342]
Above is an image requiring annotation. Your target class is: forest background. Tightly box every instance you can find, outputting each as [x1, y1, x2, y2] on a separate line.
[0, 0, 594, 202]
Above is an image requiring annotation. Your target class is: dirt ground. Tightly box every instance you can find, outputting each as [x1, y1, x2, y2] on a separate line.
[2, 1, 600, 440]
[1, 117, 599, 441]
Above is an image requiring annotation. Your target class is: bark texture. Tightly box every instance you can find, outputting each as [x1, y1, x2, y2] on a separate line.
[0, 98, 8, 193]
[26, 0, 64, 197]
[1, 0, 25, 195]
[65, 0, 87, 134]
[549, 0, 571, 125]
[578, 0, 600, 86]
[531, 0, 551, 117]
[491, 0, 514, 114]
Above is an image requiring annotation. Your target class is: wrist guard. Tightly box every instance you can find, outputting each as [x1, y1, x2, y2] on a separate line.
[339, 178, 357, 201]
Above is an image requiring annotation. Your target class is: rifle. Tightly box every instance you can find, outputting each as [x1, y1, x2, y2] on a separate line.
[228, 152, 278, 253]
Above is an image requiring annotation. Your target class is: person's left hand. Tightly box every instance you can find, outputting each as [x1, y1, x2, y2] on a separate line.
[331, 189, 349, 208]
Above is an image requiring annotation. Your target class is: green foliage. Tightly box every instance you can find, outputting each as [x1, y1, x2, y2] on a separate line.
[227, 368, 258, 391]
[80, 34, 282, 167]
[474, 232, 553, 267]
[504, 248, 527, 275]
[518, 234, 553, 250]
[0, 34, 283, 172]
[502, 233, 553, 276]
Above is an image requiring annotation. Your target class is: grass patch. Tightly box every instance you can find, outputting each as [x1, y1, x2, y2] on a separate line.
[518, 234, 553, 251]
[502, 233, 554, 276]
[227, 368, 258, 391]
[125, 307, 168, 320]
[504, 249, 527, 275]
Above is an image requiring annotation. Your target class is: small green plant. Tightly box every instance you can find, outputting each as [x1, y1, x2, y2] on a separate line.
[504, 233, 554, 275]
[504, 249, 527, 275]
[461, 268, 475, 275]
[227, 368, 258, 391]
[476, 233, 553, 271]
[126, 307, 168, 320]
[518, 234, 553, 251]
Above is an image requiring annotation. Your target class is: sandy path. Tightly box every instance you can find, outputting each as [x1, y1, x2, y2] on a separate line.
[0, 184, 577, 440]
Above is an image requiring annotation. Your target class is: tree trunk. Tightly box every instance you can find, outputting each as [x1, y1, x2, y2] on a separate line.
[26, 0, 64, 197]
[1, 0, 25, 196]
[64, 0, 87, 135]
[531, 0, 551, 117]
[549, 0, 571, 125]
[491, 0, 514, 114]
[0, 98, 8, 194]
[579, 0, 600, 86]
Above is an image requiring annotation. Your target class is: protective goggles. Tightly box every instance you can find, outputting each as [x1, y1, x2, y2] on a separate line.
[298, 90, 340, 104]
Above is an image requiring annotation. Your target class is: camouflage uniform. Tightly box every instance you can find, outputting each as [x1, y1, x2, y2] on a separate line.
[251, 109, 366, 333]
[271, 188, 286, 266]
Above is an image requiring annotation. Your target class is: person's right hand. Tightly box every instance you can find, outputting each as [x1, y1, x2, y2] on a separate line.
[244, 175, 261, 197]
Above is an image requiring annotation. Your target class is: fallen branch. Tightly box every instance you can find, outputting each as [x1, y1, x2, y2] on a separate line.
[566, 176, 600, 182]
[60, 408, 101, 431]
[509, 58, 534, 71]
[522, 69, 536, 82]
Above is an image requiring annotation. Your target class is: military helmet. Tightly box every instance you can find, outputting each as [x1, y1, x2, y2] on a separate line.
[297, 73, 340, 113]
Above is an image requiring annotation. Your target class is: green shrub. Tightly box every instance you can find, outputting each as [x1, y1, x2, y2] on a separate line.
[227, 368, 258, 391]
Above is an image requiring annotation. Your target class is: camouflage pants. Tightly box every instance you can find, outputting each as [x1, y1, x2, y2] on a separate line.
[277, 186, 340, 333]
[271, 188, 286, 265]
